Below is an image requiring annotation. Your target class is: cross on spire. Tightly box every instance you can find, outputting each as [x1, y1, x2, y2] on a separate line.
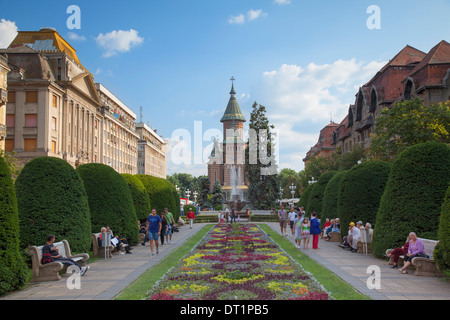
[230, 76, 235, 82]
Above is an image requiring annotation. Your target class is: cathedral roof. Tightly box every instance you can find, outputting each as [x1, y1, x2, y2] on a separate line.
[220, 81, 246, 122]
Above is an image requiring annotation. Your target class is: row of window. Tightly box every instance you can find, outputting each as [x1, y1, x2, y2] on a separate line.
[5, 114, 58, 130]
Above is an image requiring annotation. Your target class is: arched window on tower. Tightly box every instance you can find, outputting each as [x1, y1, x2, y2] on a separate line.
[404, 79, 413, 100]
[356, 90, 364, 121]
[370, 87, 377, 113]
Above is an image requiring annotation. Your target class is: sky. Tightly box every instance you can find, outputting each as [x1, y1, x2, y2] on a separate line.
[1, 0, 449, 177]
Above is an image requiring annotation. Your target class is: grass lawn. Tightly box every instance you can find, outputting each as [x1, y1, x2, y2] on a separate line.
[258, 224, 371, 300]
[114, 224, 214, 300]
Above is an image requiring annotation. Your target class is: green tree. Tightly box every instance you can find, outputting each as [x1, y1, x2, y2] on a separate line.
[298, 183, 313, 211]
[77, 163, 138, 244]
[370, 98, 450, 160]
[244, 102, 280, 209]
[16, 157, 92, 253]
[0, 150, 22, 182]
[321, 170, 348, 221]
[210, 180, 224, 207]
[0, 156, 28, 296]
[372, 142, 450, 258]
[197, 176, 211, 207]
[306, 171, 337, 217]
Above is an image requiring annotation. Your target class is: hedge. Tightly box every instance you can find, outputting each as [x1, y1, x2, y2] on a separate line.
[15, 157, 92, 253]
[136, 175, 180, 221]
[306, 171, 337, 218]
[337, 161, 391, 235]
[372, 142, 450, 258]
[249, 215, 279, 222]
[0, 156, 28, 296]
[77, 164, 138, 245]
[121, 174, 151, 220]
[298, 184, 313, 212]
[434, 185, 450, 277]
[321, 170, 348, 221]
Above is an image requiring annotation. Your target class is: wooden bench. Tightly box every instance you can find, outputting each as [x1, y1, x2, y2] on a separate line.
[327, 231, 342, 242]
[28, 240, 89, 282]
[92, 233, 128, 258]
[386, 238, 443, 277]
[357, 228, 373, 254]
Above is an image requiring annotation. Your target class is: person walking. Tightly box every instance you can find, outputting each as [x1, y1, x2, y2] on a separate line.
[187, 208, 195, 229]
[230, 207, 236, 224]
[164, 208, 176, 244]
[278, 206, 288, 236]
[301, 217, 311, 249]
[160, 213, 168, 246]
[147, 209, 162, 256]
[288, 207, 297, 237]
[310, 212, 321, 249]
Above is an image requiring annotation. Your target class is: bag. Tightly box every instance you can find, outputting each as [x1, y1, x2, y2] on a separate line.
[41, 253, 54, 264]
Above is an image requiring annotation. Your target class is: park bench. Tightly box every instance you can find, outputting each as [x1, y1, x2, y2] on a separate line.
[92, 233, 128, 258]
[28, 240, 89, 282]
[327, 231, 342, 242]
[357, 228, 373, 254]
[386, 238, 443, 277]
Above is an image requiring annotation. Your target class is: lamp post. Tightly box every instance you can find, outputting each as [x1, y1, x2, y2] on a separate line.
[193, 191, 198, 204]
[186, 189, 191, 202]
[308, 177, 316, 185]
[290, 183, 296, 199]
[175, 184, 180, 195]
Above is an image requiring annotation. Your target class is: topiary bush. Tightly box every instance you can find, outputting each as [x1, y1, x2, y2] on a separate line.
[162, 179, 181, 222]
[321, 170, 348, 221]
[434, 185, 450, 277]
[306, 171, 337, 218]
[372, 142, 450, 258]
[15, 157, 92, 253]
[77, 164, 138, 245]
[0, 156, 28, 296]
[137, 175, 180, 220]
[337, 161, 391, 235]
[121, 174, 151, 220]
[298, 184, 313, 212]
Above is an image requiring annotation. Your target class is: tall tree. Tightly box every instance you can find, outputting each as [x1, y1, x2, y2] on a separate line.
[210, 180, 224, 207]
[245, 102, 280, 209]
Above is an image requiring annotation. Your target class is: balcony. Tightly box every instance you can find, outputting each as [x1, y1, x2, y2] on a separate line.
[0, 124, 6, 140]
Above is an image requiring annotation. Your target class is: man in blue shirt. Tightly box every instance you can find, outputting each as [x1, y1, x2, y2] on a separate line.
[147, 209, 162, 256]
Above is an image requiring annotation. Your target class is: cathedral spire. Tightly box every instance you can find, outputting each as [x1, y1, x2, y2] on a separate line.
[221, 77, 246, 123]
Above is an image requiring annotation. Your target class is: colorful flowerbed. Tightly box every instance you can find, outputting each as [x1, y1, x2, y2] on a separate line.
[148, 224, 330, 300]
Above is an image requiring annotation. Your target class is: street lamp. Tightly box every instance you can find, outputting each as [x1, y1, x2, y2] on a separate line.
[289, 183, 296, 199]
[308, 177, 316, 185]
[186, 189, 191, 202]
[175, 184, 180, 195]
[193, 191, 198, 204]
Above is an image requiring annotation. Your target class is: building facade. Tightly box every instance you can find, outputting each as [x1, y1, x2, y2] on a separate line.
[2, 28, 102, 167]
[0, 54, 10, 151]
[135, 122, 167, 178]
[304, 40, 450, 168]
[96, 83, 139, 174]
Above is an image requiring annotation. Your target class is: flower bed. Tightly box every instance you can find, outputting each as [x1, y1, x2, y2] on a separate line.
[148, 224, 330, 300]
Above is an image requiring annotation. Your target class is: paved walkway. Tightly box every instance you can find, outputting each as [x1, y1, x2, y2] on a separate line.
[2, 222, 449, 300]
[1, 223, 205, 300]
[264, 222, 450, 300]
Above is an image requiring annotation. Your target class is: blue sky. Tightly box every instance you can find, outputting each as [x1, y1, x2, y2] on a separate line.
[1, 0, 449, 176]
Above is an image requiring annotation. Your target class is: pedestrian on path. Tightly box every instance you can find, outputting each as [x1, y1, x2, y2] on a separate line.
[278, 206, 288, 236]
[187, 208, 195, 229]
[164, 208, 176, 244]
[230, 208, 236, 224]
[288, 207, 297, 237]
[301, 217, 311, 249]
[310, 212, 321, 249]
[147, 209, 162, 256]
[160, 213, 168, 246]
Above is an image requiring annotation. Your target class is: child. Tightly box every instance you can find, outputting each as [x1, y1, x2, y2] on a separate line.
[301, 217, 311, 249]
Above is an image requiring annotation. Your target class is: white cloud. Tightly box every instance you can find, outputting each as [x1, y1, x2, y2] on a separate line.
[256, 59, 387, 171]
[95, 29, 144, 57]
[229, 9, 267, 24]
[66, 32, 86, 41]
[0, 19, 18, 48]
[274, 0, 291, 4]
[229, 14, 246, 24]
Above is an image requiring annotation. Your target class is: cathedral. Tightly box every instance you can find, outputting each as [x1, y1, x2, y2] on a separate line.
[208, 78, 248, 201]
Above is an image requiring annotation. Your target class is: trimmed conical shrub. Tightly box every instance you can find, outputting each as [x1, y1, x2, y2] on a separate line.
[121, 174, 151, 220]
[306, 171, 337, 217]
[136, 175, 180, 220]
[321, 170, 348, 221]
[15, 157, 91, 253]
[0, 156, 28, 296]
[434, 185, 450, 277]
[77, 164, 138, 244]
[372, 142, 450, 258]
[298, 184, 313, 212]
[337, 161, 391, 233]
